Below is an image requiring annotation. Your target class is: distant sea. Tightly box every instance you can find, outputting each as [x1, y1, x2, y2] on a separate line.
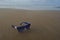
[0, 0, 60, 10]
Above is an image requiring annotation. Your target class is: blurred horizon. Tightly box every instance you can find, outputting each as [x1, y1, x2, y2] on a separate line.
[0, 0, 60, 10]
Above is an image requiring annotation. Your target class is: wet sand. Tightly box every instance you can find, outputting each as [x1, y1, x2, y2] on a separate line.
[0, 8, 60, 40]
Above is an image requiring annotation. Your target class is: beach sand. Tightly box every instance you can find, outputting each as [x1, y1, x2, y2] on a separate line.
[0, 8, 60, 40]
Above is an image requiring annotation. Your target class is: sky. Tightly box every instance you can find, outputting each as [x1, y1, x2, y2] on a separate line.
[0, 0, 60, 10]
